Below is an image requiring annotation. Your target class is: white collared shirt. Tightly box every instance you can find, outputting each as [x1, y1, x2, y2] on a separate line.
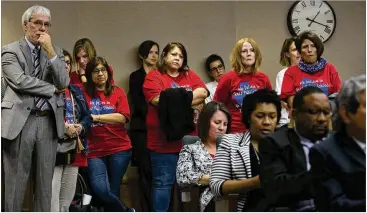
[352, 137, 366, 153]
[205, 81, 218, 103]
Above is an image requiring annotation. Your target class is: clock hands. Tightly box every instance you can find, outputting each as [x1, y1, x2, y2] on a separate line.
[308, 11, 320, 27]
[306, 17, 329, 28]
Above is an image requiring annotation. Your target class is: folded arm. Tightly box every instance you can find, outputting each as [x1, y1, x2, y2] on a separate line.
[91, 113, 127, 124]
[192, 87, 208, 106]
[2, 47, 56, 98]
[46, 48, 69, 90]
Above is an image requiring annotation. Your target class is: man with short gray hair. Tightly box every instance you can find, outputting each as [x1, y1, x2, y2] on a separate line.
[2, 5, 69, 211]
[309, 74, 366, 211]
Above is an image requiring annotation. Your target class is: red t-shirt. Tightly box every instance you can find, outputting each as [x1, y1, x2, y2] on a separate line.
[143, 70, 207, 153]
[70, 66, 115, 85]
[83, 86, 132, 158]
[280, 63, 341, 100]
[213, 70, 272, 133]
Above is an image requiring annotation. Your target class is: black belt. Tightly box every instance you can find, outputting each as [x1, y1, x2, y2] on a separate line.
[30, 110, 52, 117]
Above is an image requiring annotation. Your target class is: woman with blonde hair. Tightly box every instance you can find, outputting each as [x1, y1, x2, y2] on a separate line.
[213, 37, 272, 133]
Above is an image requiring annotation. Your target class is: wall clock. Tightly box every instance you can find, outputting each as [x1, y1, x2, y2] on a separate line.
[287, 0, 336, 43]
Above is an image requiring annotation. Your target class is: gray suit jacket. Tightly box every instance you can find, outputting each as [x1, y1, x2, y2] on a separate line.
[1, 38, 69, 140]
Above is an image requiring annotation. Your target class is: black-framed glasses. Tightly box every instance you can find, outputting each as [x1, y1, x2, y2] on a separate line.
[299, 108, 333, 118]
[65, 60, 71, 66]
[29, 20, 51, 28]
[210, 64, 225, 72]
[92, 67, 107, 74]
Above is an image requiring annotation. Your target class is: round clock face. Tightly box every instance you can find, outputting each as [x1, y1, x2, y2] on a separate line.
[287, 0, 336, 43]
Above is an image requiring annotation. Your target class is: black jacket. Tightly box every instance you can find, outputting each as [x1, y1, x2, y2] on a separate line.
[158, 87, 195, 141]
[128, 67, 148, 131]
[309, 130, 366, 212]
[258, 127, 321, 211]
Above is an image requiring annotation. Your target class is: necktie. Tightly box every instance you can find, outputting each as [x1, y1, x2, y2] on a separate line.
[32, 48, 47, 110]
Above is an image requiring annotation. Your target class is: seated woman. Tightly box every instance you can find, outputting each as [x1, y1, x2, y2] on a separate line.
[210, 89, 281, 211]
[176, 101, 232, 212]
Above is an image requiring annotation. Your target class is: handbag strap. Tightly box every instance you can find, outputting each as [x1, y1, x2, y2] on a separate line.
[70, 91, 84, 153]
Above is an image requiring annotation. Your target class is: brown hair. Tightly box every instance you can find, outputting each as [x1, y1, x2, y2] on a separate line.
[198, 102, 231, 144]
[72, 38, 97, 72]
[295, 31, 324, 60]
[84, 56, 113, 98]
[230, 37, 262, 74]
[157, 42, 189, 73]
[279, 37, 297, 67]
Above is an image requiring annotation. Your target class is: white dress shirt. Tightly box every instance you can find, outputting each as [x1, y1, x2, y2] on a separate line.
[352, 137, 366, 153]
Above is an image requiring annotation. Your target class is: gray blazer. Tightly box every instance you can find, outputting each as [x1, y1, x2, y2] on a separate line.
[1, 38, 69, 140]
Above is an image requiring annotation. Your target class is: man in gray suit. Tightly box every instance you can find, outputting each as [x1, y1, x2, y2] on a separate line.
[1, 5, 69, 211]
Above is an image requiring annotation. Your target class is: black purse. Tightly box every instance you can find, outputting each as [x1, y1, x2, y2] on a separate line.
[55, 149, 76, 166]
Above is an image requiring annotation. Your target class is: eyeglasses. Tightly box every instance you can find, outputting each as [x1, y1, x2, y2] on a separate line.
[210, 64, 225, 72]
[65, 60, 71, 66]
[92, 67, 107, 74]
[29, 20, 51, 28]
[299, 108, 333, 118]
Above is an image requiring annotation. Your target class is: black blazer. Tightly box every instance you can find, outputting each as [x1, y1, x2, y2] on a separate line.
[128, 67, 148, 131]
[258, 127, 317, 210]
[309, 131, 366, 212]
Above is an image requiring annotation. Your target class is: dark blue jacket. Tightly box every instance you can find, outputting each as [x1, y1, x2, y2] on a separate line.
[309, 131, 366, 212]
[67, 84, 92, 154]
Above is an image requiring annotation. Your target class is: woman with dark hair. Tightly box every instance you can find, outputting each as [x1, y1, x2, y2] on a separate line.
[214, 37, 272, 133]
[82, 57, 134, 212]
[51, 49, 92, 211]
[210, 89, 281, 211]
[129, 40, 159, 211]
[71, 38, 115, 85]
[176, 102, 231, 211]
[276, 37, 300, 127]
[280, 31, 342, 108]
[143, 42, 208, 212]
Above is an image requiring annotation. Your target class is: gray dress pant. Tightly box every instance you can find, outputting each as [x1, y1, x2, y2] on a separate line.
[2, 113, 58, 211]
